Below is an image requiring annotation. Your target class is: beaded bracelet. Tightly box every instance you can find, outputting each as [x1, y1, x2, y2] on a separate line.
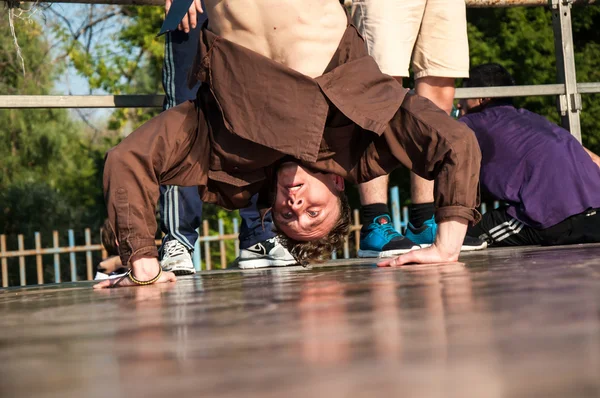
[110, 269, 132, 288]
[128, 267, 163, 285]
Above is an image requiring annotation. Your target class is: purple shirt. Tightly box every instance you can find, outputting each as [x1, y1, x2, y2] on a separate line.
[460, 104, 600, 229]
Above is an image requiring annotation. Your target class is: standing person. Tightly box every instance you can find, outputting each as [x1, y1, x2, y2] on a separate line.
[159, 2, 295, 273]
[352, 0, 486, 252]
[458, 63, 600, 247]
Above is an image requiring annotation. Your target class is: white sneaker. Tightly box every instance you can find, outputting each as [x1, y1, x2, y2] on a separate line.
[160, 240, 196, 275]
[94, 270, 129, 281]
[238, 237, 297, 269]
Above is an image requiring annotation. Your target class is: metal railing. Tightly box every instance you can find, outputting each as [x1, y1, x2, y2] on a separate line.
[1, 0, 599, 141]
[3, 82, 599, 106]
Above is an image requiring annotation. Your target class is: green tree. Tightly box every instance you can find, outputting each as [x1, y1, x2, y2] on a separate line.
[0, 15, 116, 284]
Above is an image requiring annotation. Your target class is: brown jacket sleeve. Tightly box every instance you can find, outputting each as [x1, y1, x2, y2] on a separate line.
[375, 93, 482, 224]
[103, 101, 210, 266]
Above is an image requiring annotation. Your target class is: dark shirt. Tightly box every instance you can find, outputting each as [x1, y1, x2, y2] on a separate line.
[460, 104, 600, 228]
[104, 24, 481, 266]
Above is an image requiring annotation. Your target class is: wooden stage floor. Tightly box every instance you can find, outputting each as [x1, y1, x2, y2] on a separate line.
[1, 244, 600, 398]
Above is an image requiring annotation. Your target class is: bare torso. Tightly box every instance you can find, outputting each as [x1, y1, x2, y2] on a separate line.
[204, 0, 347, 78]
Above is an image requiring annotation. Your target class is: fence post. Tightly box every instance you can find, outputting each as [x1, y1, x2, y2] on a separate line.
[18, 235, 25, 286]
[100, 228, 107, 260]
[390, 186, 401, 232]
[203, 220, 211, 271]
[343, 235, 350, 259]
[68, 229, 77, 281]
[402, 206, 409, 232]
[53, 231, 61, 283]
[218, 218, 226, 269]
[233, 218, 240, 259]
[193, 228, 201, 271]
[35, 232, 43, 285]
[551, 0, 582, 142]
[1, 235, 7, 288]
[353, 209, 360, 255]
[85, 229, 93, 280]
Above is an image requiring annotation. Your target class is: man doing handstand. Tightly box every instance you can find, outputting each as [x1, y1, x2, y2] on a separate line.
[96, 0, 482, 288]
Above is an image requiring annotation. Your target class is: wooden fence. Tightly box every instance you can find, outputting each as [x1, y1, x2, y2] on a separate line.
[0, 210, 359, 287]
[0, 203, 499, 288]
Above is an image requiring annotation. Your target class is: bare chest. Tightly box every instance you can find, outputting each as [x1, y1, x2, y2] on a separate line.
[205, 0, 347, 77]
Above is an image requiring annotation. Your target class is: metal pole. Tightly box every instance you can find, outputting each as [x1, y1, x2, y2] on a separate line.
[232, 218, 239, 259]
[203, 220, 211, 271]
[193, 230, 201, 271]
[35, 232, 44, 284]
[389, 186, 402, 233]
[343, 238, 350, 259]
[4, 0, 596, 6]
[551, 0, 582, 142]
[402, 206, 409, 231]
[85, 229, 93, 280]
[68, 229, 77, 281]
[18, 235, 25, 286]
[466, 0, 595, 5]
[353, 209, 360, 255]
[53, 231, 61, 283]
[218, 218, 226, 269]
[1, 235, 7, 287]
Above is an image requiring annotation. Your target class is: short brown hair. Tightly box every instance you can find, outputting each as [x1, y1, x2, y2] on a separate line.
[276, 192, 351, 266]
[101, 219, 119, 256]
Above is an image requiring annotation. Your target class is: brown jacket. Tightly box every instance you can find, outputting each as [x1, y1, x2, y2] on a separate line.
[104, 24, 481, 266]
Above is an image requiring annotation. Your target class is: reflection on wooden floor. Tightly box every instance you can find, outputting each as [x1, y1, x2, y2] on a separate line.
[1, 244, 600, 398]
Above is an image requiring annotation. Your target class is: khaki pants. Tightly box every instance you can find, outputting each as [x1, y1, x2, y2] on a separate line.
[351, 0, 469, 79]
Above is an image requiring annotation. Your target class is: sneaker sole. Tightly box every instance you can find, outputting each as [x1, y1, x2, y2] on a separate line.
[416, 242, 488, 251]
[358, 246, 421, 258]
[460, 241, 488, 251]
[238, 259, 297, 270]
[163, 264, 197, 275]
[171, 269, 196, 276]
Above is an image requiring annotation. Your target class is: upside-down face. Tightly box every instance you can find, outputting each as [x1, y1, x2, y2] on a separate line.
[272, 162, 345, 241]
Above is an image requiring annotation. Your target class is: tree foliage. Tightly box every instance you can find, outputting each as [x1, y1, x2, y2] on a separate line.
[466, 6, 600, 153]
[0, 16, 109, 235]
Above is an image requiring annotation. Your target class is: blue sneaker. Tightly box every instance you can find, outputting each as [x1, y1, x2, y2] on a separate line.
[405, 216, 488, 251]
[358, 215, 420, 258]
[405, 216, 438, 246]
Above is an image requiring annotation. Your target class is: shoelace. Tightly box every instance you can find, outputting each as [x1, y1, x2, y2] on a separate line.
[377, 219, 402, 238]
[163, 240, 188, 257]
[266, 237, 279, 245]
